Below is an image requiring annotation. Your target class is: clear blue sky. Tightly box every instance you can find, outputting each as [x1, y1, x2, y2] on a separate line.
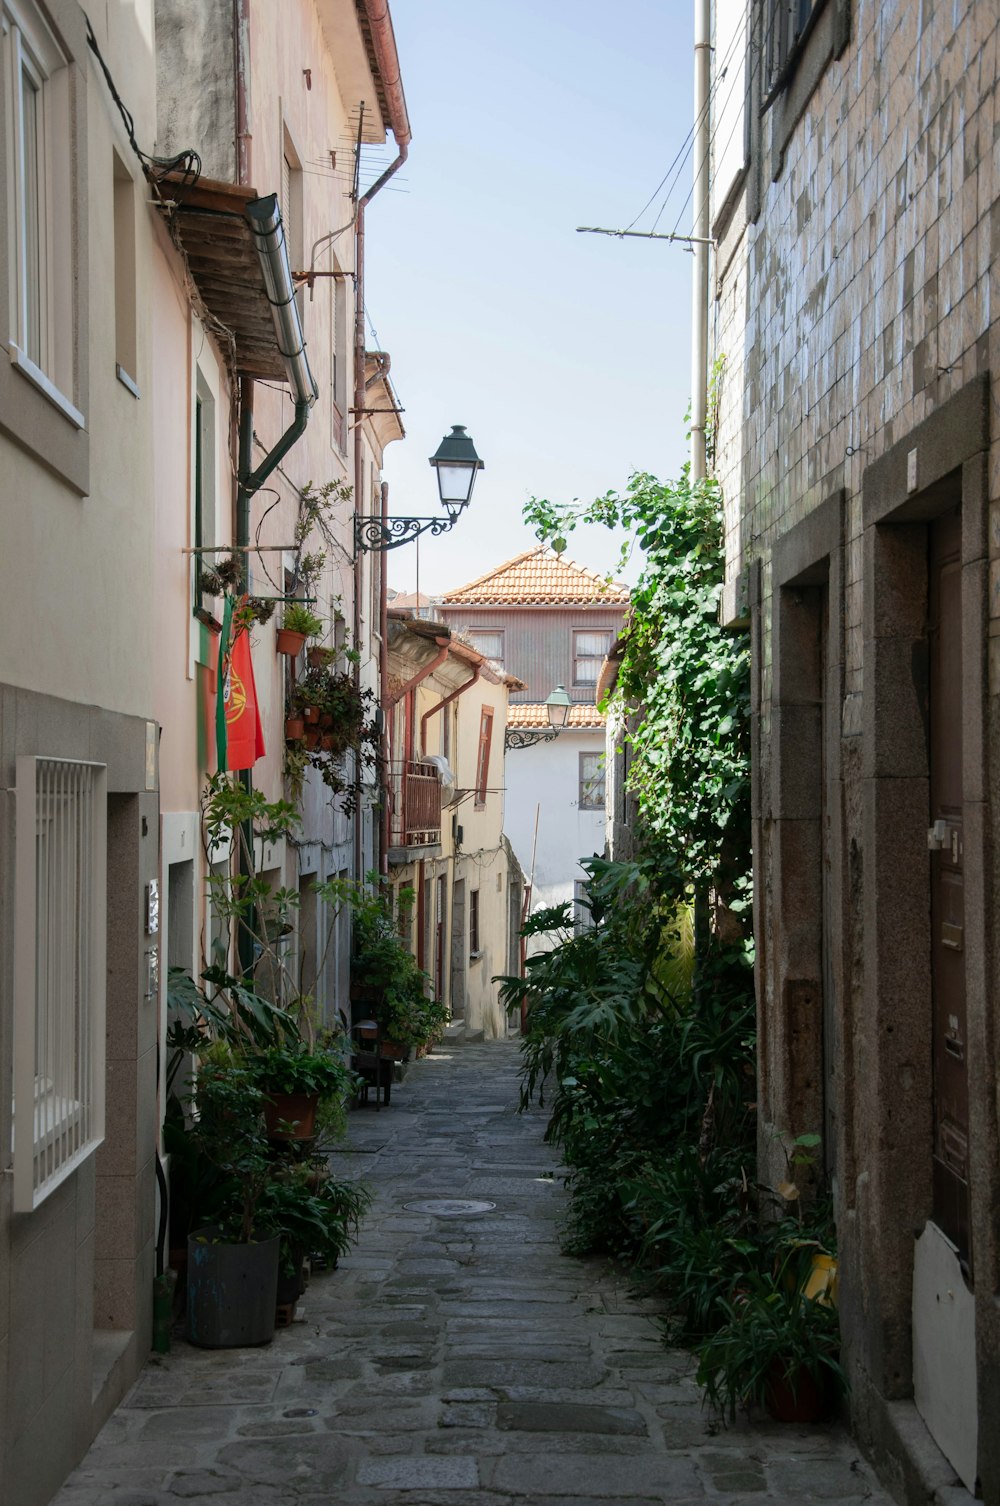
[364, 0, 696, 596]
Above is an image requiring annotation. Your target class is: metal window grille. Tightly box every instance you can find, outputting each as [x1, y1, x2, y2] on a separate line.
[14, 757, 107, 1211]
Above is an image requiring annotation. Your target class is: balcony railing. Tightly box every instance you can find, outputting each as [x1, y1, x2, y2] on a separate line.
[390, 760, 442, 849]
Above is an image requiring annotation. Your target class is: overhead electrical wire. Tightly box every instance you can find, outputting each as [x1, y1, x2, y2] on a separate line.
[622, 8, 748, 234]
[667, 27, 764, 239]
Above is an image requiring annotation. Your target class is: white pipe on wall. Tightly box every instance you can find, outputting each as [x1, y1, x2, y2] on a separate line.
[690, 0, 711, 481]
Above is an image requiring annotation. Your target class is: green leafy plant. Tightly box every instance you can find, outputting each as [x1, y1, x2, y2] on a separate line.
[352, 886, 443, 1050]
[260, 1167, 372, 1275]
[245, 1040, 356, 1100]
[695, 1247, 845, 1420]
[281, 601, 324, 639]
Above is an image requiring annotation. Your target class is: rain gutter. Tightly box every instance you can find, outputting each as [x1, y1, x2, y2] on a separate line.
[420, 665, 481, 758]
[352, 0, 411, 881]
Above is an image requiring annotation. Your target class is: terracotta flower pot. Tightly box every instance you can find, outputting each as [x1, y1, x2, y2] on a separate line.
[285, 717, 305, 741]
[262, 1091, 319, 1142]
[764, 1361, 830, 1423]
[304, 728, 320, 751]
[276, 628, 306, 656]
[307, 647, 334, 669]
[320, 733, 338, 752]
[319, 713, 333, 729]
[303, 705, 320, 724]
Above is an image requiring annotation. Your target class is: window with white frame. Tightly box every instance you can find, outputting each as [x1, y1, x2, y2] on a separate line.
[578, 750, 606, 811]
[466, 630, 504, 666]
[3, 1, 79, 421]
[573, 630, 612, 690]
[14, 756, 107, 1211]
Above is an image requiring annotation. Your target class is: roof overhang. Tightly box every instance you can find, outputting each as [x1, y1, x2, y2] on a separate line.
[316, 0, 397, 142]
[157, 174, 292, 382]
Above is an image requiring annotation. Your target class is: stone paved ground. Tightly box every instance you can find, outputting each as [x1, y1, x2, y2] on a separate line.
[54, 1040, 893, 1506]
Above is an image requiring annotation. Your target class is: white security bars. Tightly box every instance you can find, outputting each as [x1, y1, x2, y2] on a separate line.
[14, 757, 107, 1211]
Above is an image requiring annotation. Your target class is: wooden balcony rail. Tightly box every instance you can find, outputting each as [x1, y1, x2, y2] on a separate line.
[390, 760, 442, 847]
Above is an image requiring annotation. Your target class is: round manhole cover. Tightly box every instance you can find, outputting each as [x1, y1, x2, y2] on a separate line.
[403, 1198, 496, 1217]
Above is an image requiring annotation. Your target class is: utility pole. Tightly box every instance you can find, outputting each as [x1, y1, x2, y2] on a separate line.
[691, 0, 711, 481]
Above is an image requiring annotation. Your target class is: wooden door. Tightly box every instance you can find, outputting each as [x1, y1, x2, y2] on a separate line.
[928, 512, 970, 1272]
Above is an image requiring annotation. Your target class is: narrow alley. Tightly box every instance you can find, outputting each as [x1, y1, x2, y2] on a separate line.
[53, 1042, 892, 1506]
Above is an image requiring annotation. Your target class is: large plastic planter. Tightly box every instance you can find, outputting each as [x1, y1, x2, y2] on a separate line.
[187, 1228, 281, 1348]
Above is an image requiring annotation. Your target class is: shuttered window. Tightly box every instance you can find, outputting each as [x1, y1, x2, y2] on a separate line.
[14, 757, 107, 1210]
[469, 889, 480, 955]
[475, 708, 494, 807]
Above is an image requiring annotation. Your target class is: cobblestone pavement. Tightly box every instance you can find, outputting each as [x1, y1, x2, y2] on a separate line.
[54, 1040, 892, 1506]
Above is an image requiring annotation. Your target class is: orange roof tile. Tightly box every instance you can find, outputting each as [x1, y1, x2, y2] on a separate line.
[441, 546, 628, 606]
[507, 702, 606, 729]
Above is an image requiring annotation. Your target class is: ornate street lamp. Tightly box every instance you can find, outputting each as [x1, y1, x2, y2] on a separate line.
[354, 425, 484, 552]
[505, 685, 574, 750]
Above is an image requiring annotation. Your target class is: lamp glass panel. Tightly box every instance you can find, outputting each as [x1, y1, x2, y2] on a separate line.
[435, 461, 475, 506]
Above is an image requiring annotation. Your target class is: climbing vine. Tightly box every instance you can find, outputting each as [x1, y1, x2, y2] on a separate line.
[524, 465, 750, 911]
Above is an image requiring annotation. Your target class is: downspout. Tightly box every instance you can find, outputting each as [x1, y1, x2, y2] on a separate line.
[388, 641, 450, 707]
[233, 197, 317, 974]
[234, 0, 252, 185]
[690, 0, 710, 481]
[420, 665, 481, 757]
[352, 0, 412, 888]
[379, 480, 391, 877]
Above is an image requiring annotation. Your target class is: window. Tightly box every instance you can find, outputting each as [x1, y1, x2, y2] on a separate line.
[466, 630, 504, 666]
[573, 879, 594, 934]
[281, 129, 303, 322]
[474, 706, 494, 807]
[113, 149, 138, 392]
[3, 0, 79, 423]
[579, 751, 606, 811]
[193, 376, 218, 620]
[469, 889, 480, 956]
[573, 630, 612, 689]
[14, 756, 107, 1211]
[763, 0, 824, 101]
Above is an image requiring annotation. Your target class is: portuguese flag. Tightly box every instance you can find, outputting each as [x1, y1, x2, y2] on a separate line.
[216, 597, 266, 773]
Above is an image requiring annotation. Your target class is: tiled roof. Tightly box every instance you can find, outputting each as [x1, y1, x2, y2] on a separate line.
[441, 546, 629, 605]
[388, 591, 434, 609]
[507, 702, 606, 729]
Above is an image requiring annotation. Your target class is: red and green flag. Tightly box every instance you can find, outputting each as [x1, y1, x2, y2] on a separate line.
[216, 596, 265, 773]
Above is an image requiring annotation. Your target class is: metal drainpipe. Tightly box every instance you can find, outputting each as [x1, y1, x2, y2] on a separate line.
[419, 665, 480, 757]
[352, 146, 409, 888]
[378, 480, 391, 878]
[690, 0, 711, 481]
[234, 0, 252, 185]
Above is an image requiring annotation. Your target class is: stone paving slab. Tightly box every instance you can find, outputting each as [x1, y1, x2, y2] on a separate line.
[53, 1041, 893, 1506]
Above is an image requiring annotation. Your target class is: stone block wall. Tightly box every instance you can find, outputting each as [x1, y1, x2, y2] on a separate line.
[713, 1, 1000, 1498]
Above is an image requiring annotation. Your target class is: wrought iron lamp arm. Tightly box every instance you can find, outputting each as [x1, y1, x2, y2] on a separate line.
[354, 514, 459, 553]
[504, 727, 560, 751]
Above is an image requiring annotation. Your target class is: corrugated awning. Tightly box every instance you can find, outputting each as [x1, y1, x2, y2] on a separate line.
[156, 173, 289, 381]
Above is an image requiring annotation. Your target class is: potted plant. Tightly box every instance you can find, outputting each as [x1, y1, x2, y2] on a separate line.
[695, 1246, 846, 1422]
[307, 644, 336, 670]
[184, 1059, 282, 1348]
[246, 1039, 357, 1143]
[260, 1166, 372, 1305]
[277, 601, 323, 657]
